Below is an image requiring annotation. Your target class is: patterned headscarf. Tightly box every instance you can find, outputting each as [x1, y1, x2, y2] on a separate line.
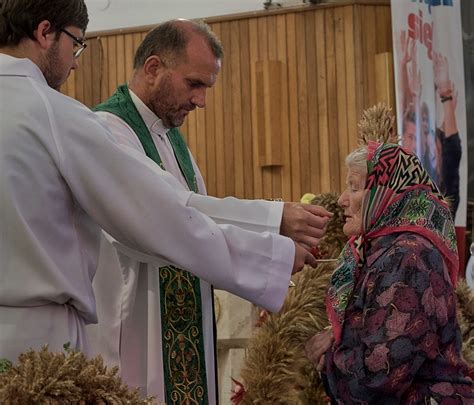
[326, 141, 459, 345]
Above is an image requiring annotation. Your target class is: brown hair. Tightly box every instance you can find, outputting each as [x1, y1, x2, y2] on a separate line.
[0, 0, 88, 46]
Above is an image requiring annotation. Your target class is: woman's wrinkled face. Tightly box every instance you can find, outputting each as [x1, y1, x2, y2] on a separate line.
[338, 165, 367, 237]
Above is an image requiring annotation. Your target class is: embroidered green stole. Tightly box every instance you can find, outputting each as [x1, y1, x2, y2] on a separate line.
[94, 85, 208, 404]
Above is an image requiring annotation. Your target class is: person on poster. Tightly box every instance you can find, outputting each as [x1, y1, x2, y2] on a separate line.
[397, 30, 461, 218]
[433, 52, 462, 217]
[398, 30, 439, 184]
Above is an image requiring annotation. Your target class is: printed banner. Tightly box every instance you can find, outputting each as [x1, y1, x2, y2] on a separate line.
[391, 0, 467, 227]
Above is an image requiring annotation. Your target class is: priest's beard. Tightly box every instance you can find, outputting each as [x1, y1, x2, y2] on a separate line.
[43, 42, 68, 91]
[149, 72, 193, 128]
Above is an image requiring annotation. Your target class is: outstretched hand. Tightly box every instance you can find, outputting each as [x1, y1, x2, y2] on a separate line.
[292, 242, 317, 273]
[280, 203, 333, 250]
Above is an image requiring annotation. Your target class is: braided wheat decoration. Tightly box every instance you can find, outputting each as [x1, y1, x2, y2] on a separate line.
[357, 102, 398, 145]
[236, 193, 346, 405]
[0, 345, 161, 404]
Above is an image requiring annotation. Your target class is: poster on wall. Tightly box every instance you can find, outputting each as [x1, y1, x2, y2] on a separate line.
[391, 0, 467, 232]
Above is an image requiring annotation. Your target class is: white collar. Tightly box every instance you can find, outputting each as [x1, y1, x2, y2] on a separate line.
[129, 89, 168, 138]
[0, 54, 48, 86]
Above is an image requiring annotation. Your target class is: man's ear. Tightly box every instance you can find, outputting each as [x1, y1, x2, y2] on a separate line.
[33, 20, 54, 50]
[143, 55, 165, 80]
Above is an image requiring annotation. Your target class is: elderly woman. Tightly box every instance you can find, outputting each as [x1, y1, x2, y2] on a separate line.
[305, 121, 473, 402]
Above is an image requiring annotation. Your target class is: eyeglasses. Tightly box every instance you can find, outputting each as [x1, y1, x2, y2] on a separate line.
[60, 28, 87, 58]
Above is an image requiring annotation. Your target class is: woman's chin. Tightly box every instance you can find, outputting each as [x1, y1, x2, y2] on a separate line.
[343, 222, 362, 237]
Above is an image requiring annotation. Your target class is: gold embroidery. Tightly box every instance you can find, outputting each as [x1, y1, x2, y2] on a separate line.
[160, 267, 208, 404]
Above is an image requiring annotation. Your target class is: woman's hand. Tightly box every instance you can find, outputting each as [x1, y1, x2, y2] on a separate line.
[304, 327, 334, 371]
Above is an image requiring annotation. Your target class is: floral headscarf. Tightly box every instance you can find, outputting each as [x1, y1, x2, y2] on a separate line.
[326, 141, 459, 344]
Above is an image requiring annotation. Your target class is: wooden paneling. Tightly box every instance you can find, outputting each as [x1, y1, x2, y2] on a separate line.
[253, 60, 284, 167]
[375, 52, 396, 108]
[61, 1, 393, 200]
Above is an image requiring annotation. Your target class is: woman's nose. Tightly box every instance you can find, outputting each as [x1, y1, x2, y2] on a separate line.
[338, 191, 348, 207]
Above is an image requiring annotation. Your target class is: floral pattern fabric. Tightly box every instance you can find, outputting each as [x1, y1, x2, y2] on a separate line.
[326, 142, 458, 346]
[325, 233, 474, 404]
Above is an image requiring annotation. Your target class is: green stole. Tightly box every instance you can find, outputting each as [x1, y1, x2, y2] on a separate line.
[95, 85, 208, 404]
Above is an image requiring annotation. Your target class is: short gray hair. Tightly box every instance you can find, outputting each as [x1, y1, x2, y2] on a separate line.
[345, 146, 368, 173]
[133, 19, 223, 69]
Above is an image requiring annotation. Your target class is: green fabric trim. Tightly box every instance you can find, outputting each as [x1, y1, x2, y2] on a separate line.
[94, 84, 164, 169]
[159, 266, 208, 404]
[167, 128, 199, 193]
[94, 85, 208, 404]
[95, 85, 198, 192]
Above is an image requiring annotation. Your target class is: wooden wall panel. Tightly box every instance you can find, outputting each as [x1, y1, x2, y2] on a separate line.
[62, 1, 393, 201]
[315, 11, 329, 192]
[295, 12, 310, 198]
[326, 7, 342, 192]
[204, 70, 216, 196]
[239, 19, 254, 200]
[118, 35, 127, 85]
[257, 17, 274, 200]
[220, 22, 235, 197]
[275, 15, 290, 201]
[267, 16, 283, 200]
[307, 12, 321, 194]
[248, 19, 263, 200]
[107, 36, 117, 96]
[344, 6, 359, 158]
[286, 13, 301, 201]
[335, 6, 349, 192]
[362, 6, 377, 106]
[230, 20, 244, 198]
[212, 23, 226, 198]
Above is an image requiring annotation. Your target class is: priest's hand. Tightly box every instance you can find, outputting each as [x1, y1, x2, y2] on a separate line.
[281, 203, 333, 250]
[292, 242, 317, 273]
[305, 327, 334, 370]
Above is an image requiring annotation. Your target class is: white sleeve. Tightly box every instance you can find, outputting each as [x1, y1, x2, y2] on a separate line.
[94, 111, 145, 153]
[103, 195, 283, 265]
[54, 101, 294, 312]
[186, 194, 283, 234]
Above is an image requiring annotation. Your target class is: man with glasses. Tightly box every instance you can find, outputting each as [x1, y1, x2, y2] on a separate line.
[60, 28, 87, 59]
[0, 0, 328, 380]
